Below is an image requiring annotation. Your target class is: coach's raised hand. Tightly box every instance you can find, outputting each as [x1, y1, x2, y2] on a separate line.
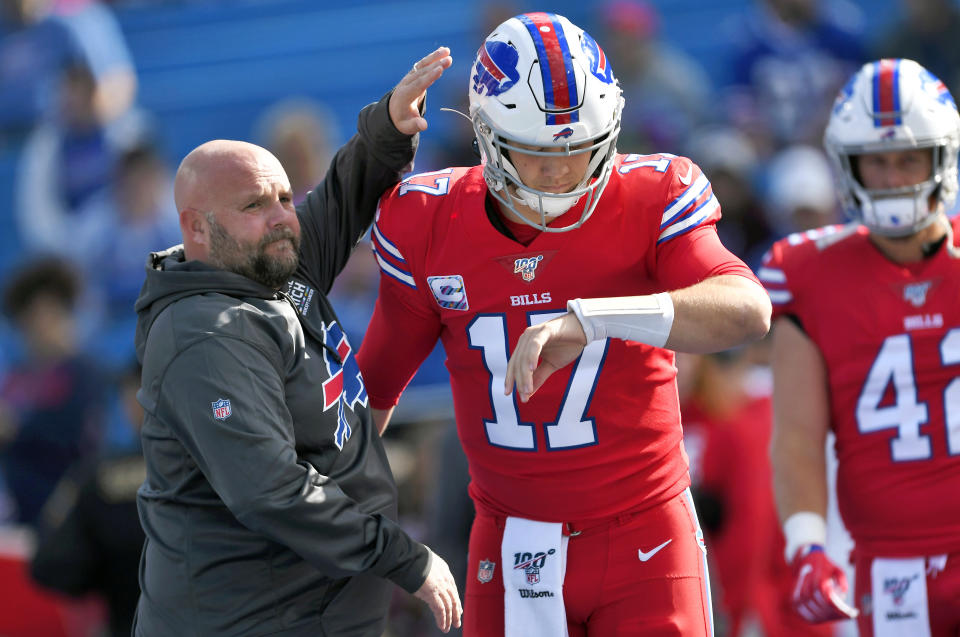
[389, 46, 452, 135]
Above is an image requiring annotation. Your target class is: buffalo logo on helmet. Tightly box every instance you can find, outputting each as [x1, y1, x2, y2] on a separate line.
[472, 40, 520, 97]
[832, 73, 857, 115]
[919, 69, 956, 109]
[553, 127, 574, 142]
[579, 30, 613, 84]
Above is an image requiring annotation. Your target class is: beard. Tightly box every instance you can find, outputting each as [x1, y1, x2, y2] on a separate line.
[206, 213, 301, 289]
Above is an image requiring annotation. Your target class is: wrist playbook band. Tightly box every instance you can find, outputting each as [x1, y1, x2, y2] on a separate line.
[566, 293, 674, 347]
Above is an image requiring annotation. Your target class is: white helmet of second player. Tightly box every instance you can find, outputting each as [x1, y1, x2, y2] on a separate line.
[824, 58, 960, 237]
[468, 12, 623, 232]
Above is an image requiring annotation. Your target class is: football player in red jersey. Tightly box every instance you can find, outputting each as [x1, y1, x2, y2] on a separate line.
[356, 12, 770, 637]
[763, 58, 960, 637]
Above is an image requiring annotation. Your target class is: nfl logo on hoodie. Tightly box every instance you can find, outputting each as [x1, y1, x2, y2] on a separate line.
[211, 398, 232, 420]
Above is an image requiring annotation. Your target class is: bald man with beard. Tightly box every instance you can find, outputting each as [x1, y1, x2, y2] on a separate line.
[131, 48, 461, 637]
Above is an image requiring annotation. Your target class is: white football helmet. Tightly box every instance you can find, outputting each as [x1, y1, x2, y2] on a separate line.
[468, 12, 623, 232]
[824, 58, 960, 237]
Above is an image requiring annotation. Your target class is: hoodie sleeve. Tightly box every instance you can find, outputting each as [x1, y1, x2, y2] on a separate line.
[156, 333, 431, 593]
[296, 90, 418, 293]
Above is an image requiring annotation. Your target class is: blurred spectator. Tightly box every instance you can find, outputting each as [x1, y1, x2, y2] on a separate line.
[30, 361, 144, 637]
[679, 348, 831, 637]
[0, 0, 136, 145]
[0, 258, 107, 527]
[14, 61, 148, 257]
[763, 143, 842, 236]
[686, 126, 775, 270]
[77, 140, 179, 367]
[872, 0, 960, 99]
[597, 0, 713, 152]
[722, 0, 865, 153]
[254, 97, 338, 205]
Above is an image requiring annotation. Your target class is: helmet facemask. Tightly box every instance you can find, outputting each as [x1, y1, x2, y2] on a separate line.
[838, 145, 946, 237]
[472, 104, 622, 231]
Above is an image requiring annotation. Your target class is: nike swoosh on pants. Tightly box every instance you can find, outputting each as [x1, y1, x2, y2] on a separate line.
[638, 539, 672, 562]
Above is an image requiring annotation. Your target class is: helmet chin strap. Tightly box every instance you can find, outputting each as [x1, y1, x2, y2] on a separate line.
[511, 188, 580, 218]
[862, 189, 938, 237]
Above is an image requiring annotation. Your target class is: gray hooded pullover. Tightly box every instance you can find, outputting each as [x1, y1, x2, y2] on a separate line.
[132, 93, 430, 636]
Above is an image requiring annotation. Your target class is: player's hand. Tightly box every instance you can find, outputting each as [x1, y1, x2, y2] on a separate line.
[413, 549, 462, 633]
[504, 313, 587, 403]
[790, 544, 859, 623]
[389, 47, 453, 135]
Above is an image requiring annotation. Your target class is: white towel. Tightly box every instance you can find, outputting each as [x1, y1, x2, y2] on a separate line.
[870, 557, 930, 637]
[501, 516, 569, 637]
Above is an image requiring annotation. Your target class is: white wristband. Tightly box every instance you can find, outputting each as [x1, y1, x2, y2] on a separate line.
[566, 293, 674, 347]
[783, 511, 827, 562]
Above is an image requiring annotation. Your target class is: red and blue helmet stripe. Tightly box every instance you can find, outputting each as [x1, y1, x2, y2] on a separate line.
[872, 59, 902, 127]
[518, 12, 579, 125]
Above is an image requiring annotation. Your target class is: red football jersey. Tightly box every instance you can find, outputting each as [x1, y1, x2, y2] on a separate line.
[761, 220, 960, 557]
[358, 155, 757, 522]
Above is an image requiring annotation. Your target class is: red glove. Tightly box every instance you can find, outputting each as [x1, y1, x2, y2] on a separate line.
[790, 544, 859, 623]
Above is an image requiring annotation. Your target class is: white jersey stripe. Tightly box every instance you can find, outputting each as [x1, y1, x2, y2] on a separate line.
[660, 174, 709, 228]
[767, 289, 793, 305]
[373, 246, 416, 288]
[658, 195, 718, 243]
[372, 221, 406, 262]
[757, 267, 787, 284]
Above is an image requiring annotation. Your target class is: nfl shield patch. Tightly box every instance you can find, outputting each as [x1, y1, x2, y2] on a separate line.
[477, 559, 495, 583]
[211, 398, 232, 420]
[525, 566, 540, 585]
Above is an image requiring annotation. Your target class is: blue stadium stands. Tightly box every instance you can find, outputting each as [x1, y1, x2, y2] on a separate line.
[0, 0, 900, 285]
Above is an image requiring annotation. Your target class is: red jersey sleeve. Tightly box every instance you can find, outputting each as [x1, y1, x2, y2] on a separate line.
[757, 237, 798, 321]
[648, 156, 759, 290]
[356, 181, 445, 409]
[757, 226, 848, 322]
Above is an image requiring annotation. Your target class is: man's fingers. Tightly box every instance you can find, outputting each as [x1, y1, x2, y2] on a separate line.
[411, 46, 451, 75]
[436, 591, 450, 633]
[530, 364, 554, 395]
[402, 47, 452, 92]
[452, 590, 463, 628]
[390, 47, 452, 135]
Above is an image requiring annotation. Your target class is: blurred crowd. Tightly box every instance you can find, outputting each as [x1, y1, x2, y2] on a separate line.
[0, 0, 957, 635]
